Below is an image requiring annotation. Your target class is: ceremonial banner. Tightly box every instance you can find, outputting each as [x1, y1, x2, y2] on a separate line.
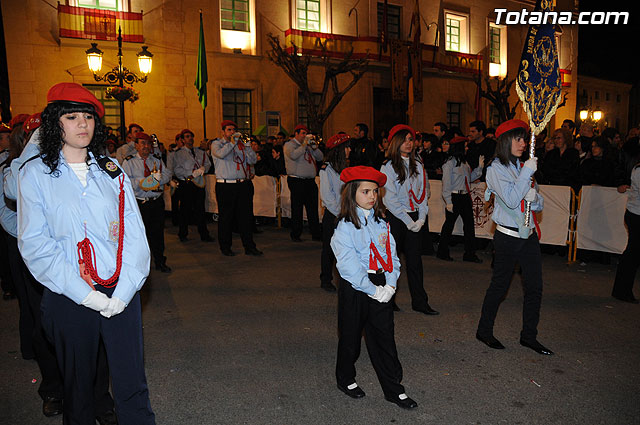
[390, 39, 408, 101]
[58, 5, 143, 42]
[195, 12, 208, 110]
[515, 0, 562, 136]
[577, 186, 628, 254]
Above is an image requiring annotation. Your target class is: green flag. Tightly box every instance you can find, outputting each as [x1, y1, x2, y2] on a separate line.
[195, 12, 208, 109]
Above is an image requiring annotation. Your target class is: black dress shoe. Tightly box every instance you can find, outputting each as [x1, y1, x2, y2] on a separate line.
[476, 332, 505, 349]
[463, 255, 483, 263]
[96, 409, 118, 425]
[320, 282, 337, 292]
[221, 249, 235, 257]
[520, 339, 554, 355]
[155, 263, 172, 273]
[290, 235, 303, 242]
[385, 394, 418, 409]
[436, 254, 454, 262]
[201, 235, 215, 242]
[413, 305, 439, 315]
[3, 290, 16, 300]
[612, 293, 640, 304]
[337, 383, 365, 399]
[245, 247, 264, 256]
[42, 396, 63, 417]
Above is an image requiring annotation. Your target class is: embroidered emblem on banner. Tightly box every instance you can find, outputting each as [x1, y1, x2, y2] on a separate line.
[471, 186, 493, 227]
[109, 220, 120, 243]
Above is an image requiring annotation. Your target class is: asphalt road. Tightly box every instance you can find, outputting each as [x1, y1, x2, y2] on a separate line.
[1, 223, 639, 424]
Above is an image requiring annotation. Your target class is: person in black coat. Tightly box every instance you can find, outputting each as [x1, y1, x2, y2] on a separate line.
[580, 136, 616, 187]
[540, 128, 580, 190]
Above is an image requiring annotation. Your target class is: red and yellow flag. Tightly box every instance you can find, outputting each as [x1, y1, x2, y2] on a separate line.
[58, 5, 143, 42]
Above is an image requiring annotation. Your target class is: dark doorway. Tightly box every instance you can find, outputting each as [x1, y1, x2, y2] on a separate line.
[373, 87, 406, 144]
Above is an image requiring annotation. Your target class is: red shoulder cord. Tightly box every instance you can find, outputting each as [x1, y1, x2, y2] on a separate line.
[234, 143, 248, 178]
[304, 148, 316, 167]
[77, 174, 125, 288]
[408, 167, 427, 210]
[519, 163, 542, 237]
[369, 223, 393, 273]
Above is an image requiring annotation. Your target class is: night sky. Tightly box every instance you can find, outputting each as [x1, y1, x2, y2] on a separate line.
[577, 0, 639, 84]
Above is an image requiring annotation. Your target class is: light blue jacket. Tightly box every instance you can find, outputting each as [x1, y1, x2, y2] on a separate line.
[381, 158, 429, 226]
[211, 138, 257, 180]
[319, 164, 343, 216]
[284, 139, 323, 178]
[18, 152, 150, 306]
[122, 153, 172, 199]
[0, 165, 17, 237]
[626, 167, 640, 215]
[441, 157, 482, 205]
[331, 208, 401, 295]
[172, 146, 211, 181]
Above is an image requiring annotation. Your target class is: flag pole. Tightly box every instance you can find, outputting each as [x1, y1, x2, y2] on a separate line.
[195, 9, 208, 139]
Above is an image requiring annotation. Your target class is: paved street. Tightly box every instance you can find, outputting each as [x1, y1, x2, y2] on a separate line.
[1, 223, 639, 424]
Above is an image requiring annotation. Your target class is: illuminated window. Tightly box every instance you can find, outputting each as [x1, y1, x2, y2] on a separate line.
[297, 0, 320, 31]
[221, 0, 250, 32]
[83, 85, 121, 129]
[446, 18, 460, 51]
[447, 102, 462, 128]
[77, 0, 119, 11]
[223, 89, 252, 134]
[488, 22, 507, 78]
[445, 12, 469, 53]
[377, 3, 401, 40]
[489, 27, 500, 63]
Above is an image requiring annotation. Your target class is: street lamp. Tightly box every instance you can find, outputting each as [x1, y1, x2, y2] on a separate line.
[85, 26, 153, 142]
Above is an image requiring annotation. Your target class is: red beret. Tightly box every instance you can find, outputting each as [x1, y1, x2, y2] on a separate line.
[9, 114, 30, 129]
[495, 119, 529, 138]
[135, 132, 152, 141]
[388, 124, 416, 141]
[326, 133, 350, 150]
[221, 120, 237, 130]
[22, 113, 42, 134]
[0, 123, 11, 133]
[180, 128, 194, 137]
[449, 136, 468, 145]
[340, 165, 387, 187]
[46, 82, 105, 118]
[128, 123, 144, 132]
[294, 124, 309, 134]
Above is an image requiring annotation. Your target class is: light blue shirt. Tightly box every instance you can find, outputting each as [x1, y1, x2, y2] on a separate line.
[18, 152, 150, 306]
[441, 157, 482, 205]
[0, 150, 9, 166]
[121, 153, 172, 199]
[319, 164, 343, 216]
[211, 137, 257, 180]
[0, 164, 17, 237]
[172, 146, 211, 181]
[331, 208, 401, 295]
[485, 159, 543, 229]
[115, 141, 136, 164]
[4, 129, 41, 202]
[381, 158, 429, 226]
[284, 139, 323, 178]
[626, 167, 640, 215]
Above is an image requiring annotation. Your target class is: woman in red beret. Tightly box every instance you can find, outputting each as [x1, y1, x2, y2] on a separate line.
[330, 166, 417, 409]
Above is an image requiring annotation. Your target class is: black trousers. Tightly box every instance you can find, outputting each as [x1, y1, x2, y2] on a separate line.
[420, 215, 434, 254]
[178, 181, 210, 239]
[320, 210, 337, 285]
[41, 289, 154, 425]
[388, 212, 429, 310]
[0, 227, 14, 293]
[438, 193, 476, 258]
[336, 274, 404, 398]
[6, 234, 35, 358]
[216, 181, 256, 251]
[287, 176, 321, 239]
[612, 210, 640, 298]
[477, 230, 543, 341]
[170, 183, 181, 226]
[138, 197, 166, 266]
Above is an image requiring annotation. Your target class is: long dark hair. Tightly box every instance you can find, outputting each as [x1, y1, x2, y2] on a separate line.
[324, 141, 350, 174]
[8, 125, 26, 162]
[495, 127, 528, 166]
[446, 140, 467, 167]
[337, 180, 386, 229]
[39, 102, 107, 174]
[386, 129, 418, 184]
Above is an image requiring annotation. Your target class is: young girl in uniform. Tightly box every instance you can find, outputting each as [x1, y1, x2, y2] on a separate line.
[319, 133, 351, 292]
[437, 135, 484, 262]
[381, 125, 437, 315]
[330, 165, 417, 409]
[476, 119, 553, 355]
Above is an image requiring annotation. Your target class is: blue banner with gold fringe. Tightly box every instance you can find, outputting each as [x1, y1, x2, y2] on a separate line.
[516, 0, 562, 135]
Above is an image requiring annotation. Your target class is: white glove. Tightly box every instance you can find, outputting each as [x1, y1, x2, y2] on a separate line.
[379, 285, 396, 303]
[152, 171, 162, 182]
[368, 285, 386, 302]
[100, 297, 126, 318]
[525, 187, 537, 202]
[415, 218, 425, 231]
[81, 291, 110, 312]
[406, 220, 420, 232]
[478, 155, 485, 168]
[445, 203, 453, 213]
[192, 167, 205, 178]
[232, 132, 242, 143]
[523, 157, 538, 172]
